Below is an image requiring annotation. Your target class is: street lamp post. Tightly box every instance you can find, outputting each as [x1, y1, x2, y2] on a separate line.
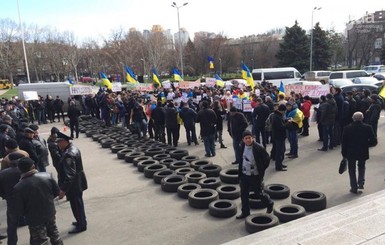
[17, 0, 31, 83]
[140, 58, 146, 81]
[171, 2, 188, 79]
[310, 7, 321, 72]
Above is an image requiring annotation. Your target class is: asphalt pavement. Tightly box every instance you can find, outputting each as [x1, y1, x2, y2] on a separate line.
[0, 113, 384, 245]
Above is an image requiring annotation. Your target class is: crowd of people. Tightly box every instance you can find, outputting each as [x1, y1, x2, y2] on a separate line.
[0, 95, 88, 244]
[0, 78, 382, 240]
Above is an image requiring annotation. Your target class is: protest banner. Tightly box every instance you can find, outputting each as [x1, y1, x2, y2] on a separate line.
[135, 83, 154, 92]
[23, 91, 39, 101]
[70, 86, 93, 95]
[179, 80, 200, 89]
[162, 80, 171, 89]
[285, 84, 329, 97]
[242, 101, 253, 112]
[111, 82, 122, 92]
[205, 78, 216, 87]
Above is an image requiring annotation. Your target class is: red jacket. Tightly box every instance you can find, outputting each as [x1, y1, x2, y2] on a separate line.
[301, 100, 312, 118]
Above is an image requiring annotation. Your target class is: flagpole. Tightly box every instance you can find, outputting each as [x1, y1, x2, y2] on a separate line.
[16, 0, 31, 84]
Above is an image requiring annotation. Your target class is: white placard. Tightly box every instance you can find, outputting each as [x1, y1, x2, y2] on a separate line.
[111, 82, 122, 92]
[23, 91, 39, 101]
[162, 80, 171, 89]
[70, 86, 93, 95]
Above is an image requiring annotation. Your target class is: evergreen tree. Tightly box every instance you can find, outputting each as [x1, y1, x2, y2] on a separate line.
[312, 23, 332, 70]
[276, 21, 309, 74]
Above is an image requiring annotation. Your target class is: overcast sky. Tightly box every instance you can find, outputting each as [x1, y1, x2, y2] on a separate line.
[2, 0, 384, 42]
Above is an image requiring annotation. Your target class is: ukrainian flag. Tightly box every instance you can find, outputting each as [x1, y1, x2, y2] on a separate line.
[100, 72, 112, 90]
[152, 68, 161, 87]
[208, 56, 214, 70]
[215, 74, 225, 87]
[379, 86, 385, 99]
[241, 63, 254, 90]
[68, 77, 74, 85]
[173, 68, 182, 81]
[125, 65, 137, 84]
[279, 81, 285, 93]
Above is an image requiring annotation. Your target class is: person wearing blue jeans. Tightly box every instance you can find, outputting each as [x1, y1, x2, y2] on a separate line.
[196, 101, 217, 157]
[202, 134, 216, 157]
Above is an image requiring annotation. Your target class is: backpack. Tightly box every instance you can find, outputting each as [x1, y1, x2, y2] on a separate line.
[264, 112, 273, 132]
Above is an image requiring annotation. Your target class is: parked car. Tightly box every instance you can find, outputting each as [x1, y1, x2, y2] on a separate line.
[329, 79, 353, 88]
[303, 70, 331, 84]
[352, 77, 379, 84]
[340, 84, 378, 94]
[79, 76, 95, 83]
[373, 73, 385, 81]
[363, 65, 385, 74]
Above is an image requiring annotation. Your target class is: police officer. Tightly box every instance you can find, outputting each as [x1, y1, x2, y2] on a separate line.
[56, 132, 88, 233]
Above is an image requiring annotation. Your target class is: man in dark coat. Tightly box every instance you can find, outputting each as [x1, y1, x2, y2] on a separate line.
[252, 98, 270, 148]
[56, 132, 88, 233]
[228, 106, 248, 164]
[10, 157, 63, 245]
[271, 104, 288, 171]
[0, 152, 27, 244]
[179, 102, 198, 146]
[365, 94, 382, 137]
[341, 112, 377, 194]
[318, 93, 337, 151]
[18, 127, 39, 166]
[151, 101, 166, 143]
[196, 101, 217, 157]
[236, 130, 274, 219]
[164, 102, 179, 147]
[67, 101, 81, 139]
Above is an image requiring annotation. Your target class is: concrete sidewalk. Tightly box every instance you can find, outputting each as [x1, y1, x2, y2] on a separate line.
[225, 188, 385, 245]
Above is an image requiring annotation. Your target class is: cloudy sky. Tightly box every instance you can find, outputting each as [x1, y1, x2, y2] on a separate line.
[2, 0, 384, 42]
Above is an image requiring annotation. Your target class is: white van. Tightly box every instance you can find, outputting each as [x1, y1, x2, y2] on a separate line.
[363, 65, 385, 74]
[329, 70, 369, 87]
[252, 67, 302, 87]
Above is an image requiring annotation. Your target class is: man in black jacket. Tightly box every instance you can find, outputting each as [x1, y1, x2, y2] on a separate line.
[179, 102, 198, 146]
[228, 106, 248, 164]
[271, 104, 288, 171]
[151, 101, 166, 143]
[342, 112, 377, 194]
[53, 96, 65, 122]
[196, 101, 217, 157]
[18, 127, 39, 166]
[68, 101, 81, 139]
[252, 98, 270, 148]
[57, 132, 88, 234]
[236, 130, 274, 219]
[10, 157, 63, 245]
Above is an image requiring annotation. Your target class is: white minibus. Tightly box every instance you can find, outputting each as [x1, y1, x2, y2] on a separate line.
[252, 67, 302, 87]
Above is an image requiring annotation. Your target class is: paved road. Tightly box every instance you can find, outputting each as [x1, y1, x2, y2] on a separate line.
[0, 114, 384, 245]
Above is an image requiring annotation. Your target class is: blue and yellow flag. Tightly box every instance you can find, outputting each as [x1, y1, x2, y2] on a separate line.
[173, 68, 182, 81]
[125, 65, 137, 84]
[68, 77, 74, 85]
[152, 68, 161, 87]
[99, 72, 112, 90]
[279, 81, 285, 93]
[241, 63, 254, 90]
[208, 56, 214, 70]
[215, 74, 225, 87]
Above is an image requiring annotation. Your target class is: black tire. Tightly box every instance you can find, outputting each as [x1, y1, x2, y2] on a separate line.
[245, 213, 279, 233]
[291, 190, 327, 212]
[124, 152, 145, 163]
[181, 155, 199, 163]
[153, 154, 171, 162]
[177, 183, 201, 199]
[198, 164, 222, 177]
[92, 134, 105, 141]
[219, 168, 239, 184]
[249, 193, 268, 209]
[186, 172, 207, 183]
[273, 204, 306, 223]
[188, 189, 219, 209]
[161, 175, 187, 192]
[164, 147, 178, 154]
[101, 139, 117, 148]
[198, 177, 222, 190]
[85, 130, 98, 137]
[144, 164, 167, 178]
[137, 160, 159, 172]
[216, 185, 241, 200]
[191, 160, 213, 171]
[111, 144, 127, 153]
[159, 158, 177, 168]
[264, 184, 290, 200]
[132, 156, 153, 167]
[169, 150, 189, 160]
[98, 136, 110, 143]
[169, 161, 190, 170]
[208, 200, 237, 218]
[124, 140, 137, 147]
[117, 148, 136, 159]
[153, 170, 175, 184]
[175, 167, 195, 176]
[144, 148, 165, 157]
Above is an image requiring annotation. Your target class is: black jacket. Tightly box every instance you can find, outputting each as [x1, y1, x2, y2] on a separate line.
[68, 105, 81, 122]
[271, 111, 286, 140]
[252, 103, 270, 128]
[165, 106, 179, 129]
[179, 107, 197, 128]
[213, 108, 226, 131]
[19, 136, 39, 165]
[341, 121, 377, 160]
[228, 112, 248, 141]
[58, 143, 88, 195]
[11, 171, 59, 226]
[239, 141, 270, 179]
[196, 108, 217, 137]
[151, 106, 166, 125]
[0, 166, 20, 200]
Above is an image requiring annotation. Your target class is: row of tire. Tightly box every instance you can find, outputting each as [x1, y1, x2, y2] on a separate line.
[79, 117, 327, 233]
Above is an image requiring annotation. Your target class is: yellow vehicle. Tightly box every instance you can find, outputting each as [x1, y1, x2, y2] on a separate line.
[0, 79, 12, 89]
